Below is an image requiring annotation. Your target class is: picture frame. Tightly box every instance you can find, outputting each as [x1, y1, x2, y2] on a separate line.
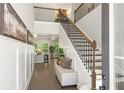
[3, 3, 27, 42]
[0, 3, 34, 44]
[0, 4, 4, 35]
[27, 30, 34, 45]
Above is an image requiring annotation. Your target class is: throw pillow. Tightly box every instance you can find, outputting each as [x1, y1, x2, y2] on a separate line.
[61, 59, 72, 69]
[56, 59, 62, 65]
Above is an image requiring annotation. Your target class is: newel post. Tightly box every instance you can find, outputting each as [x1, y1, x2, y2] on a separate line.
[91, 40, 96, 90]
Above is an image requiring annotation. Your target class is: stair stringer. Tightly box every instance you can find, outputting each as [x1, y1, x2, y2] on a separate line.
[59, 24, 91, 89]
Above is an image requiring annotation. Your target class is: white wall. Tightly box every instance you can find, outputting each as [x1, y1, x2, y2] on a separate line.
[10, 3, 34, 32]
[114, 4, 124, 57]
[0, 4, 34, 90]
[33, 21, 60, 35]
[0, 36, 34, 90]
[114, 4, 124, 87]
[59, 24, 91, 89]
[34, 8, 56, 22]
[76, 5, 102, 49]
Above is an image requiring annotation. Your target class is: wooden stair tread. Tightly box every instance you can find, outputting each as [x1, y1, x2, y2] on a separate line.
[75, 45, 91, 47]
[77, 49, 99, 51]
[90, 66, 102, 69]
[81, 54, 102, 56]
[81, 59, 102, 62]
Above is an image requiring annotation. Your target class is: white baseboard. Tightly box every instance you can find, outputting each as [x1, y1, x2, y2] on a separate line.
[77, 82, 83, 89]
[79, 85, 90, 90]
[77, 82, 90, 90]
[23, 64, 35, 90]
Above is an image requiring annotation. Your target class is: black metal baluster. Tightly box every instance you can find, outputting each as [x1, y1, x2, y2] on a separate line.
[85, 39, 87, 69]
[68, 19, 69, 34]
[88, 44, 90, 72]
[84, 39, 85, 67]
[90, 46, 92, 71]
[92, 47, 93, 70]
[87, 41, 88, 69]
[83, 39, 85, 66]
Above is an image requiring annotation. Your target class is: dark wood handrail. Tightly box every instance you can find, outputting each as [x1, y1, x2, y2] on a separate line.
[74, 3, 84, 13]
[59, 9, 96, 90]
[34, 6, 67, 11]
[59, 9, 93, 45]
[74, 3, 84, 23]
[34, 6, 59, 11]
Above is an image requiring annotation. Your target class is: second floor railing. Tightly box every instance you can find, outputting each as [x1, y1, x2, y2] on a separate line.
[74, 3, 100, 23]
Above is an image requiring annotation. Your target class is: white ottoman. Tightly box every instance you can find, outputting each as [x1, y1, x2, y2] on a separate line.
[55, 62, 78, 86]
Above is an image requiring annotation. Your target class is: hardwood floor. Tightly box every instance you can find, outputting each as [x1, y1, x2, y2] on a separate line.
[116, 74, 124, 90]
[28, 59, 77, 90]
[116, 82, 124, 90]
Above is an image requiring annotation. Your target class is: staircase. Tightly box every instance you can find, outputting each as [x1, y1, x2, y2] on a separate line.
[58, 9, 102, 90]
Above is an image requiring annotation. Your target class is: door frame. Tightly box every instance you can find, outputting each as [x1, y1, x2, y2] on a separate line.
[102, 3, 109, 90]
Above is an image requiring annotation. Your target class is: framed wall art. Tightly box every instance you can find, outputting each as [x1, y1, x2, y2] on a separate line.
[0, 3, 34, 44]
[4, 3, 27, 42]
[27, 30, 34, 45]
[0, 4, 4, 34]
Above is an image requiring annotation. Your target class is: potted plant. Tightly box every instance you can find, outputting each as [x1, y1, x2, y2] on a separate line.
[54, 43, 59, 59]
[49, 46, 55, 59]
[57, 47, 64, 58]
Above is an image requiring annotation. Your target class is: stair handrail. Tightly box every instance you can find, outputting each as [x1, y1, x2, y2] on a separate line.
[59, 9, 93, 45]
[59, 9, 97, 90]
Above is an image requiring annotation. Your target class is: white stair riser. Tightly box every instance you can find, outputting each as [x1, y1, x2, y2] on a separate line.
[71, 39, 86, 41]
[96, 75, 102, 80]
[78, 51, 101, 55]
[96, 62, 102, 66]
[96, 70, 102, 75]
[81, 56, 102, 60]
